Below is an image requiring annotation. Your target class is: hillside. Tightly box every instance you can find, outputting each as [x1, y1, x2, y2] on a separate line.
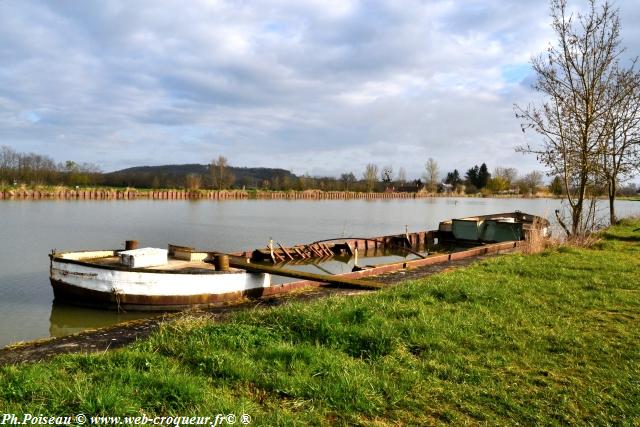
[102, 164, 297, 188]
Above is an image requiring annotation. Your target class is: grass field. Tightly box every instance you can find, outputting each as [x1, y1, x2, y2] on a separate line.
[1, 221, 639, 425]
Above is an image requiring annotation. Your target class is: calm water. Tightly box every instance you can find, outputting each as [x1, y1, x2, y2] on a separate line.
[1, 197, 638, 347]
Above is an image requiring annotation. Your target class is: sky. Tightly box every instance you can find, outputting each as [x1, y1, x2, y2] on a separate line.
[1, 0, 640, 179]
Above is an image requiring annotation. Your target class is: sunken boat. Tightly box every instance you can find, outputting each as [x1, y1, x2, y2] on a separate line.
[49, 211, 549, 311]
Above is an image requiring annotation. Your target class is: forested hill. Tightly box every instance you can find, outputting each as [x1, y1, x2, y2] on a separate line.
[102, 163, 297, 188]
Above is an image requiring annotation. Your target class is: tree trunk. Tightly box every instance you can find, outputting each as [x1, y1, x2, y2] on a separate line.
[572, 204, 582, 236]
[609, 177, 617, 225]
[572, 177, 587, 236]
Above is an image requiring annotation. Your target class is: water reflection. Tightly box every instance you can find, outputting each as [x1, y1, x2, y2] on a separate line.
[49, 302, 150, 338]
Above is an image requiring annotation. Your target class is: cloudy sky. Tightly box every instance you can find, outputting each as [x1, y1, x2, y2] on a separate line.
[1, 0, 639, 178]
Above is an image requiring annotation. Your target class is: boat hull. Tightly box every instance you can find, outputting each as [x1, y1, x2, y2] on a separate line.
[439, 211, 549, 243]
[50, 279, 274, 311]
[50, 258, 271, 311]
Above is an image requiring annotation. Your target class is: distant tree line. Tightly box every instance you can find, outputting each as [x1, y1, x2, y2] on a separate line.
[0, 145, 101, 187]
[442, 163, 549, 197]
[3, 145, 636, 198]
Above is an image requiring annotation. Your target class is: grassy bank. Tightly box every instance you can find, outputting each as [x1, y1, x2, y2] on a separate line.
[619, 195, 640, 201]
[2, 222, 639, 424]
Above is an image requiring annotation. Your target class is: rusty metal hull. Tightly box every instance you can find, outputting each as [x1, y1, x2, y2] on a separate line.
[49, 240, 520, 311]
[277, 240, 522, 287]
[50, 278, 271, 311]
[48, 211, 543, 311]
[438, 211, 550, 243]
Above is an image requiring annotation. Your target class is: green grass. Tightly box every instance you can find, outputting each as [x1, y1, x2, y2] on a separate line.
[2, 222, 640, 425]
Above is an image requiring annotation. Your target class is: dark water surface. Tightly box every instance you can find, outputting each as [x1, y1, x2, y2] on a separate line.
[1, 198, 638, 347]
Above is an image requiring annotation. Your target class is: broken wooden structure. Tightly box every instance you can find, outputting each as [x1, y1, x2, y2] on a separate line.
[248, 231, 437, 263]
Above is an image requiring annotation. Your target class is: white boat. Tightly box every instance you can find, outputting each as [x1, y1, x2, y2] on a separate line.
[49, 246, 270, 311]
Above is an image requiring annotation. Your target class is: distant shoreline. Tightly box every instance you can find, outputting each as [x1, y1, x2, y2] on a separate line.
[0, 187, 561, 201]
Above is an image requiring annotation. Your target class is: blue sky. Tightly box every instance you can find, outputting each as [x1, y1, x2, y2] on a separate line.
[1, 0, 639, 179]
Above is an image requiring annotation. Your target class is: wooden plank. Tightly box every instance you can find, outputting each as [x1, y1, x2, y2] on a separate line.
[315, 243, 327, 256]
[320, 243, 332, 256]
[321, 243, 334, 256]
[271, 249, 284, 263]
[228, 258, 383, 290]
[277, 242, 295, 261]
[292, 247, 307, 259]
[306, 244, 323, 257]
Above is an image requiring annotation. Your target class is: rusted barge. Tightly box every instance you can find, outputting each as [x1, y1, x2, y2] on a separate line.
[49, 211, 549, 311]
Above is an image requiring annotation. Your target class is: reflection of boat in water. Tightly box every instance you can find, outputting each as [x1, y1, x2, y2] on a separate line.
[50, 211, 550, 312]
[48, 302, 149, 337]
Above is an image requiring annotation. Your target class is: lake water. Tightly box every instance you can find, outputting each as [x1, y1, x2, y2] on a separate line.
[1, 197, 638, 348]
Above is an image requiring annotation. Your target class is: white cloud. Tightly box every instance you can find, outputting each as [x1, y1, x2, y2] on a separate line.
[0, 0, 637, 178]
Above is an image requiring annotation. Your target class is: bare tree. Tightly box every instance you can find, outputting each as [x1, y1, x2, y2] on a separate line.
[210, 156, 235, 190]
[0, 146, 16, 168]
[0, 146, 18, 184]
[494, 167, 518, 186]
[490, 167, 518, 193]
[0, 145, 103, 186]
[381, 165, 394, 183]
[600, 66, 640, 223]
[63, 160, 101, 186]
[363, 163, 378, 192]
[516, 0, 623, 236]
[185, 173, 202, 190]
[519, 171, 545, 195]
[424, 158, 439, 192]
[340, 172, 356, 191]
[397, 167, 407, 185]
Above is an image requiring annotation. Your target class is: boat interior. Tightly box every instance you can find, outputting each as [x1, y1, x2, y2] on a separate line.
[56, 249, 226, 273]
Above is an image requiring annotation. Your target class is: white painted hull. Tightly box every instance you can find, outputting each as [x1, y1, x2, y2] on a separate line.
[49, 253, 271, 311]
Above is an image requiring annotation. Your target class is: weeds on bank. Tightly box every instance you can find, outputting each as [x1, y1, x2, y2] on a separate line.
[0, 221, 639, 425]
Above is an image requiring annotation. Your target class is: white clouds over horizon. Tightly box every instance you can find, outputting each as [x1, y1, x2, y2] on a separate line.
[1, 0, 639, 179]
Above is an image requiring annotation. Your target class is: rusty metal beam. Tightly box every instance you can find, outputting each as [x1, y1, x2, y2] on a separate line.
[228, 258, 383, 290]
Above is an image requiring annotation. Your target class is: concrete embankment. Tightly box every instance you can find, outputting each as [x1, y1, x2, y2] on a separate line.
[0, 188, 433, 200]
